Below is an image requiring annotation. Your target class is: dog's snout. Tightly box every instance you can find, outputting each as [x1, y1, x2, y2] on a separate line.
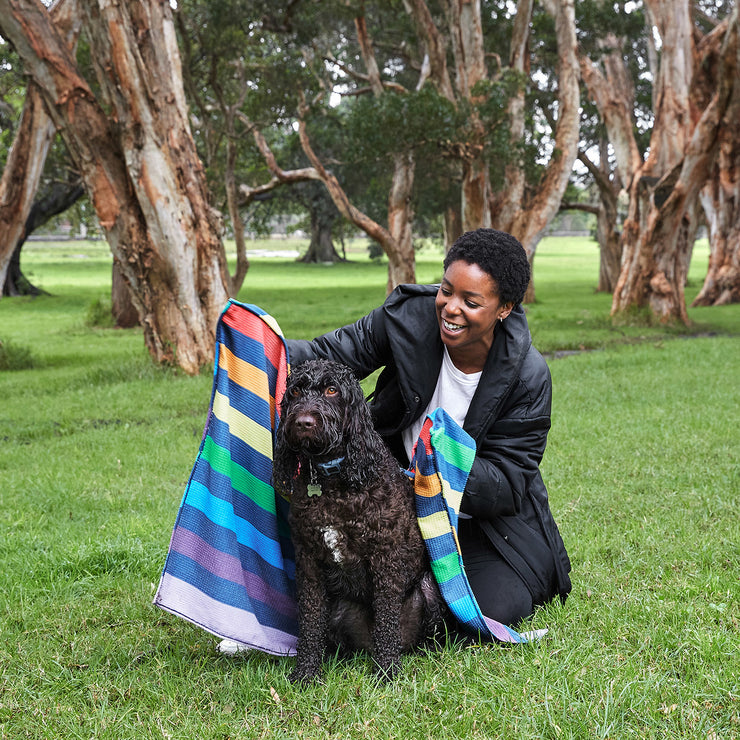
[294, 414, 317, 432]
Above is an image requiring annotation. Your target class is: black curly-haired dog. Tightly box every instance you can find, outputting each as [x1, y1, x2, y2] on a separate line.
[273, 359, 449, 683]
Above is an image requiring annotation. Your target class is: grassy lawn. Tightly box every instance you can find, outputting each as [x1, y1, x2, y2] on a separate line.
[0, 236, 738, 739]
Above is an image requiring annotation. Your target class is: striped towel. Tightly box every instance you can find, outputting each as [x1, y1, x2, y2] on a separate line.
[154, 301, 539, 654]
[411, 409, 530, 643]
[154, 300, 298, 655]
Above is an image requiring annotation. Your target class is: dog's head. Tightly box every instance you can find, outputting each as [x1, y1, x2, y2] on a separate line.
[273, 359, 375, 489]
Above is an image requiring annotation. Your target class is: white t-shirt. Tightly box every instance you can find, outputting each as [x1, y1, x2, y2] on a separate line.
[402, 346, 482, 461]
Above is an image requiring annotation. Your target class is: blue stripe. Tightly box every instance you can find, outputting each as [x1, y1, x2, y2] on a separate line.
[190, 459, 277, 531]
[214, 367, 273, 432]
[180, 481, 285, 568]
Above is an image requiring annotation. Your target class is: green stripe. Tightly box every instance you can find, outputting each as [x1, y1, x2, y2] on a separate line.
[430, 551, 461, 584]
[201, 435, 276, 511]
[430, 426, 475, 469]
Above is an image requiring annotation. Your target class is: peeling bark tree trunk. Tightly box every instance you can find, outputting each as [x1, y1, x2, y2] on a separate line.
[612, 5, 737, 323]
[3, 179, 84, 297]
[0, 85, 55, 293]
[694, 175, 740, 306]
[0, 0, 80, 295]
[385, 151, 416, 292]
[693, 28, 740, 306]
[0, 0, 230, 374]
[225, 138, 250, 295]
[483, 0, 579, 303]
[356, 15, 416, 290]
[579, 34, 644, 293]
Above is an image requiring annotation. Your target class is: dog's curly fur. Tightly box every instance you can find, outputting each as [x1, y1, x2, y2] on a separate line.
[273, 359, 449, 683]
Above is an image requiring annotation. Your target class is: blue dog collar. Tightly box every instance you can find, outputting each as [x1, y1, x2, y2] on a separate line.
[315, 457, 345, 477]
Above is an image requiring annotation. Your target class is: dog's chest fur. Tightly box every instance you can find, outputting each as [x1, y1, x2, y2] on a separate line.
[290, 476, 418, 597]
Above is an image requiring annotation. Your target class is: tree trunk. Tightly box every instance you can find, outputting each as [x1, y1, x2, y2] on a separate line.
[612, 5, 737, 322]
[385, 151, 416, 291]
[490, 0, 580, 303]
[0, 0, 230, 374]
[694, 179, 740, 305]
[0, 0, 80, 296]
[3, 179, 84, 297]
[443, 205, 463, 251]
[356, 14, 416, 290]
[693, 24, 740, 307]
[225, 137, 250, 295]
[596, 198, 622, 294]
[299, 212, 342, 263]
[0, 85, 55, 294]
[111, 258, 139, 328]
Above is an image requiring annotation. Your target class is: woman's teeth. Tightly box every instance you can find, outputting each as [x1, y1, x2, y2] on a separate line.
[443, 319, 464, 331]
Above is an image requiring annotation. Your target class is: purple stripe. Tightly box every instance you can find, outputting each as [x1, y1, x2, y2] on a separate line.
[170, 526, 296, 618]
[155, 573, 297, 656]
[483, 615, 525, 643]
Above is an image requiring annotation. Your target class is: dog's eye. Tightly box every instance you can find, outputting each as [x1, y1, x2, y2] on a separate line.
[290, 387, 302, 398]
[325, 386, 338, 397]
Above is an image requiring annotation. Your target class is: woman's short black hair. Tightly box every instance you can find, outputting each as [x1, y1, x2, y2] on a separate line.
[443, 228, 530, 306]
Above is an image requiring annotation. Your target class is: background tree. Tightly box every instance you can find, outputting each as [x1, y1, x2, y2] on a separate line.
[225, 0, 580, 297]
[575, 1, 651, 293]
[0, 0, 81, 296]
[611, 0, 738, 323]
[0, 0, 231, 373]
[692, 3, 740, 307]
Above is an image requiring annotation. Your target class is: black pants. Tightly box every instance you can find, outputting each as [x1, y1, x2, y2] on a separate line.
[458, 518, 539, 627]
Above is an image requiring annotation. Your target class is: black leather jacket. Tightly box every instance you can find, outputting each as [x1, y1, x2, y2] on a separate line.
[287, 283, 571, 602]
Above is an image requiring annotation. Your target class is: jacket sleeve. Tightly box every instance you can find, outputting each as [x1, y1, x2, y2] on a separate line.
[461, 363, 552, 519]
[286, 305, 390, 379]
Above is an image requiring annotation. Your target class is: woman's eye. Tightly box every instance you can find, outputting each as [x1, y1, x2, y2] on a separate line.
[325, 386, 338, 397]
[465, 300, 480, 308]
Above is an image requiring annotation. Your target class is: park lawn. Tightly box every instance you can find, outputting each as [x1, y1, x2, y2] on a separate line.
[0, 236, 738, 739]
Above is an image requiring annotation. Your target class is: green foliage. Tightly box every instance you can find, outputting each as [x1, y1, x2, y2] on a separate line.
[0, 237, 738, 738]
[0, 337, 35, 370]
[343, 87, 459, 162]
[85, 295, 115, 328]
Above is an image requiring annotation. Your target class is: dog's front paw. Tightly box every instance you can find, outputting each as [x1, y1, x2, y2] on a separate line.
[289, 662, 323, 686]
[373, 656, 402, 682]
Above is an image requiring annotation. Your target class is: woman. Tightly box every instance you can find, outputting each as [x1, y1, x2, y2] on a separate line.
[286, 228, 571, 627]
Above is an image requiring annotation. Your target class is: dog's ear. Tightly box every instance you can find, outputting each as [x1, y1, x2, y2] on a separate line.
[342, 378, 383, 487]
[272, 412, 298, 494]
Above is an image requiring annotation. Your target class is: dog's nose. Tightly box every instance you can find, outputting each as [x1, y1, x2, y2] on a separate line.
[294, 414, 316, 432]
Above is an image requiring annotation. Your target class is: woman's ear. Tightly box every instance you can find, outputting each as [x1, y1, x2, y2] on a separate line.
[499, 303, 514, 321]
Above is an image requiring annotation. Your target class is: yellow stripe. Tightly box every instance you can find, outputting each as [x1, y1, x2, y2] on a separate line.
[219, 344, 269, 399]
[212, 390, 273, 458]
[258, 313, 285, 339]
[441, 481, 463, 512]
[417, 511, 453, 539]
[218, 342, 277, 419]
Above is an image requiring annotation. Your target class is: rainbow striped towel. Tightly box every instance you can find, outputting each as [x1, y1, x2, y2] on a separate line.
[154, 300, 298, 655]
[411, 409, 530, 643]
[154, 301, 539, 653]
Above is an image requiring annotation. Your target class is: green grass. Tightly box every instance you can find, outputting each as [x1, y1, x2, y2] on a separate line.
[0, 236, 738, 739]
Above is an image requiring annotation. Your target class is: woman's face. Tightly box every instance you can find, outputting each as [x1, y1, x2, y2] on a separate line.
[435, 260, 512, 367]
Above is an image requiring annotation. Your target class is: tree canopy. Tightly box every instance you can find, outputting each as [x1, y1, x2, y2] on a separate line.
[0, 0, 738, 372]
